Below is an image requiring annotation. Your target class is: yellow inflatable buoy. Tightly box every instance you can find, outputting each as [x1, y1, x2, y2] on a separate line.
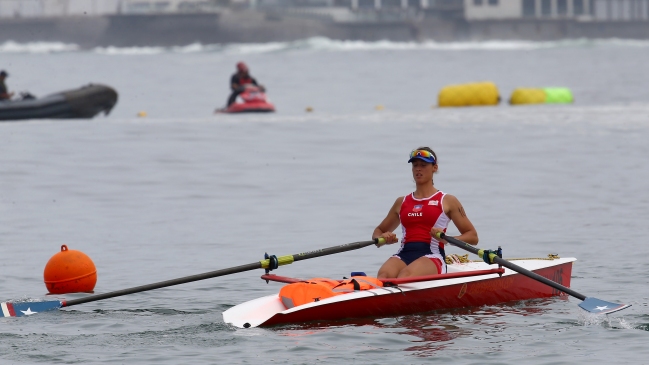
[137, 111, 147, 117]
[509, 88, 547, 105]
[438, 82, 500, 107]
[375, 105, 385, 111]
[305, 107, 313, 113]
[509, 88, 574, 105]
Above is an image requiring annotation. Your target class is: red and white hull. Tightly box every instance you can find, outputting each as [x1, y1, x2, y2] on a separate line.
[220, 101, 275, 113]
[216, 85, 276, 114]
[223, 258, 575, 328]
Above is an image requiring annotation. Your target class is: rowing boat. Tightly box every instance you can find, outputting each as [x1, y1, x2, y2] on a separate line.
[2, 238, 628, 321]
[223, 256, 576, 328]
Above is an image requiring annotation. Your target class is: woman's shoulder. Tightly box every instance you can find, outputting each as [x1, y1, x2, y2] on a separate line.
[441, 193, 461, 209]
[441, 193, 457, 201]
[391, 196, 406, 209]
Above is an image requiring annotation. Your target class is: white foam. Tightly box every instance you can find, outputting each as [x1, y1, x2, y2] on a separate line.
[211, 37, 649, 53]
[615, 317, 637, 330]
[4, 37, 649, 56]
[92, 42, 224, 55]
[93, 45, 167, 55]
[0, 40, 79, 54]
[577, 311, 638, 330]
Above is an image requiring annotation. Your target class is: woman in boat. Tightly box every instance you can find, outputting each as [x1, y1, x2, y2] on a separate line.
[372, 147, 478, 279]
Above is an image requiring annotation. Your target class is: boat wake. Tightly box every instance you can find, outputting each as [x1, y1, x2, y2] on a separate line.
[576, 311, 639, 330]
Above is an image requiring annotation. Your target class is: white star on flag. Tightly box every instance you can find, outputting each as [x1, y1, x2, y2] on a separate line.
[595, 305, 609, 311]
[20, 308, 37, 316]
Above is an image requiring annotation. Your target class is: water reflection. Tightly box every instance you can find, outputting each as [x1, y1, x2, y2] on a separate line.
[387, 315, 461, 356]
[274, 297, 561, 357]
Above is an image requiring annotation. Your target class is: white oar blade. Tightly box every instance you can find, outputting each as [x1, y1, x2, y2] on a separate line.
[1, 300, 62, 317]
[578, 297, 631, 315]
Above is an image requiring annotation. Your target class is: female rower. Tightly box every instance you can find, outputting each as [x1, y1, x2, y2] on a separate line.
[372, 147, 478, 279]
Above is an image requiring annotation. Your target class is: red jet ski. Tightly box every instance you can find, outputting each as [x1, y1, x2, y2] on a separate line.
[216, 85, 275, 114]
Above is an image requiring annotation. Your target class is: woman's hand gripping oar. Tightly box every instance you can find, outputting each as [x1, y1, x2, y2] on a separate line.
[0, 238, 386, 318]
[435, 232, 630, 315]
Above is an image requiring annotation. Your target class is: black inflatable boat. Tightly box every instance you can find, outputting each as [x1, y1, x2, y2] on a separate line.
[0, 84, 118, 121]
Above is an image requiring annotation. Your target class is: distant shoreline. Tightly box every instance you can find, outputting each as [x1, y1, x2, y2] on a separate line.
[1, 10, 648, 48]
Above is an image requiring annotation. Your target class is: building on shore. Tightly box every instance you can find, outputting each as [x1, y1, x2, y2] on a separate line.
[466, 0, 648, 21]
[463, 0, 649, 40]
[0, 0, 648, 45]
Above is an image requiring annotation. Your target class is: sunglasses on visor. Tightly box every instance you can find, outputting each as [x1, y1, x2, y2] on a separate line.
[409, 149, 436, 164]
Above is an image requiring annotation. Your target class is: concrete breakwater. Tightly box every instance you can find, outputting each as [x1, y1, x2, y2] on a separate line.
[1, 9, 648, 47]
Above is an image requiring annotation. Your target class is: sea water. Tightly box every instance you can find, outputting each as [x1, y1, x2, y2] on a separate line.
[0, 38, 648, 364]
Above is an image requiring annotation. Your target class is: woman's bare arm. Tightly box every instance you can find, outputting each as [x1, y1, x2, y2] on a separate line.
[372, 197, 404, 244]
[441, 195, 478, 245]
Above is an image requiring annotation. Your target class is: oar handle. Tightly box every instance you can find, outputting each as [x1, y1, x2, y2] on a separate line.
[262, 238, 385, 268]
[436, 233, 587, 301]
[64, 238, 385, 308]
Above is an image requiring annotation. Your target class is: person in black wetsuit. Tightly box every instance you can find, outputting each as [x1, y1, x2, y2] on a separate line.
[0, 70, 14, 101]
[227, 62, 264, 107]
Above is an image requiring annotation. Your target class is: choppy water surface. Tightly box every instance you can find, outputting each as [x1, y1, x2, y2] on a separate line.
[1, 40, 649, 364]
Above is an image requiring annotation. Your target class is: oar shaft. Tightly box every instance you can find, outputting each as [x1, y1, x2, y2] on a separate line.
[439, 234, 587, 301]
[65, 262, 261, 307]
[291, 240, 379, 263]
[65, 238, 381, 308]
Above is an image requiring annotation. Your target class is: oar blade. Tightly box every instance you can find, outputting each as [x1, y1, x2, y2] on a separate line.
[578, 297, 631, 315]
[1, 300, 63, 317]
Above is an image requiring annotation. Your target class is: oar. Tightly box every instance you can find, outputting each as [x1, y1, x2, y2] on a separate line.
[1, 238, 385, 318]
[436, 232, 630, 315]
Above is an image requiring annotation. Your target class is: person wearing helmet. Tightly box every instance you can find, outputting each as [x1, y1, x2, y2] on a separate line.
[0, 70, 14, 101]
[226, 62, 264, 107]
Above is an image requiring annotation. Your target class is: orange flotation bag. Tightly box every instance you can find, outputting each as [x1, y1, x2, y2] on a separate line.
[279, 276, 384, 309]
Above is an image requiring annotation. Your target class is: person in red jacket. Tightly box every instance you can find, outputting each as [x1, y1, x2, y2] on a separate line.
[372, 147, 479, 279]
[226, 62, 264, 107]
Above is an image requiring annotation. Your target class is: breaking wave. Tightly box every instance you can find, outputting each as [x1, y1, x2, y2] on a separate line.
[0, 40, 79, 53]
[2, 37, 649, 55]
[217, 37, 649, 53]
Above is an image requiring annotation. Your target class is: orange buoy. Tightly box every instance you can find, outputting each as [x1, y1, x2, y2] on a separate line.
[43, 245, 97, 294]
